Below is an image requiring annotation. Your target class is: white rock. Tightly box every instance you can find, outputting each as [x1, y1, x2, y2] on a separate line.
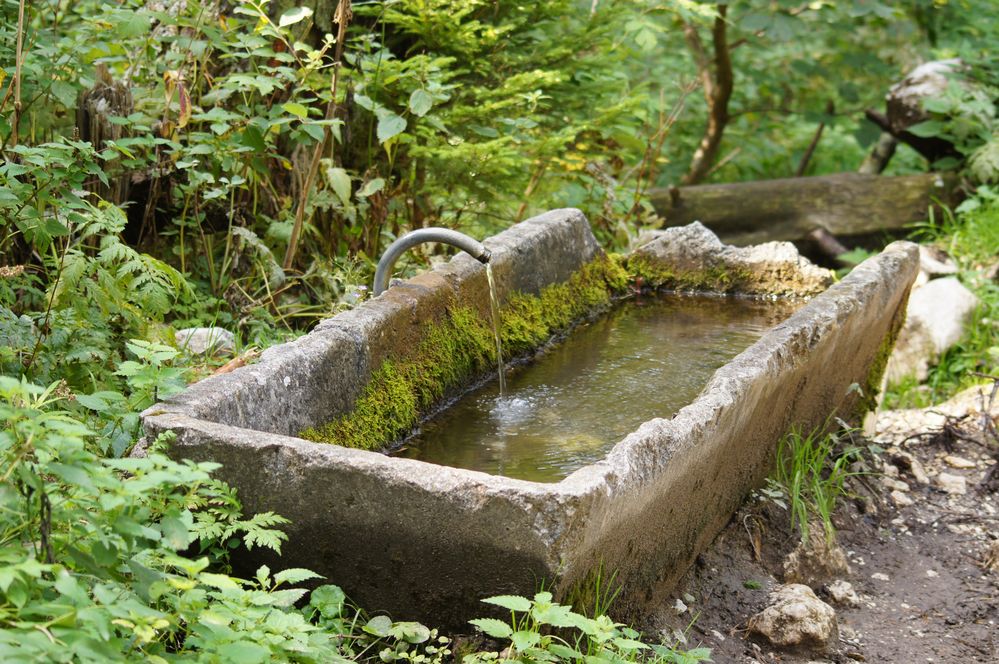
[907, 457, 931, 485]
[825, 580, 860, 608]
[871, 572, 890, 582]
[944, 455, 976, 469]
[936, 472, 967, 495]
[747, 584, 838, 650]
[918, 246, 958, 278]
[886, 277, 978, 382]
[891, 490, 914, 507]
[175, 327, 236, 356]
[882, 477, 910, 492]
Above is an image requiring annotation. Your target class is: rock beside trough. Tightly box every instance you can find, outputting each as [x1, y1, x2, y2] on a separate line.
[631, 222, 834, 296]
[886, 275, 978, 382]
[748, 584, 839, 651]
[175, 327, 236, 356]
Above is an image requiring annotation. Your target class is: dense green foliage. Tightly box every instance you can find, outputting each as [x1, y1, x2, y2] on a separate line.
[2, 0, 999, 660]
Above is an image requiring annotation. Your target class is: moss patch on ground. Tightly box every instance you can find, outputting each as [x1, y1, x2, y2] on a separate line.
[300, 256, 630, 450]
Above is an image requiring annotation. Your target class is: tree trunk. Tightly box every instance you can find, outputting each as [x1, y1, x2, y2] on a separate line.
[648, 172, 959, 246]
[681, 5, 733, 185]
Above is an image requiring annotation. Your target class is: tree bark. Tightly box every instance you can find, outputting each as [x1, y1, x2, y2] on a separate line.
[681, 5, 732, 185]
[649, 172, 959, 246]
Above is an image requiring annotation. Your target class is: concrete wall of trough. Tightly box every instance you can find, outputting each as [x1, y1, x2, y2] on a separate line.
[142, 209, 919, 629]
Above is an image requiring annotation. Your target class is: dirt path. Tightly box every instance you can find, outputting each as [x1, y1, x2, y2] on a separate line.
[650, 387, 999, 663]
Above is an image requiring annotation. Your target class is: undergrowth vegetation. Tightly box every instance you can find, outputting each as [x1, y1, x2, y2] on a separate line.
[885, 185, 999, 408]
[768, 423, 865, 545]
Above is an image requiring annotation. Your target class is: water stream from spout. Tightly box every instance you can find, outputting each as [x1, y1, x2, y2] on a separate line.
[485, 264, 506, 395]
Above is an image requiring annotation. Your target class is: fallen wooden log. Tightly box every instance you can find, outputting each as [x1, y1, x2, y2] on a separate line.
[649, 172, 959, 246]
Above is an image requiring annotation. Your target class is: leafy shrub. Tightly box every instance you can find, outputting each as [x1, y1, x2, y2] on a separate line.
[466, 592, 711, 664]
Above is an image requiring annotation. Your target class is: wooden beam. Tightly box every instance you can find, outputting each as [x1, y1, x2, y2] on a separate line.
[649, 172, 959, 246]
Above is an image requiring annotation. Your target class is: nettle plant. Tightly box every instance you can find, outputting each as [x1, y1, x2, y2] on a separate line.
[466, 593, 711, 664]
[0, 376, 456, 662]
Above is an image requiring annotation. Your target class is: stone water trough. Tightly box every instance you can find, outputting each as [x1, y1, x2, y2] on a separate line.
[142, 209, 918, 627]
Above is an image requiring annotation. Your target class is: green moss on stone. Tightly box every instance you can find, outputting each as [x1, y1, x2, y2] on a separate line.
[854, 294, 909, 417]
[626, 254, 753, 293]
[301, 255, 628, 451]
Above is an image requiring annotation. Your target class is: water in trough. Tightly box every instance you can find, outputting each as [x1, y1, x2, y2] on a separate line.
[397, 294, 799, 481]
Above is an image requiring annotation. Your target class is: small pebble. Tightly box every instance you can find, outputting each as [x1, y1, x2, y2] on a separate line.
[936, 472, 967, 495]
[943, 455, 976, 469]
[871, 572, 890, 581]
[891, 490, 914, 507]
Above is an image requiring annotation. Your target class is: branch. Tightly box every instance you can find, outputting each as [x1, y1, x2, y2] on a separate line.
[11, 0, 26, 147]
[283, 1, 352, 271]
[682, 5, 733, 185]
[864, 108, 959, 164]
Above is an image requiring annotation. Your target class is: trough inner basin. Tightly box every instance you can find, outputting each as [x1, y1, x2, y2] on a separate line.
[398, 293, 800, 481]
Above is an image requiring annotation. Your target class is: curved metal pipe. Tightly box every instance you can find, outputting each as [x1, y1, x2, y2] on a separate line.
[373, 227, 491, 296]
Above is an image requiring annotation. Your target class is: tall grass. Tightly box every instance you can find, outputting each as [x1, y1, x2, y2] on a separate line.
[772, 424, 863, 544]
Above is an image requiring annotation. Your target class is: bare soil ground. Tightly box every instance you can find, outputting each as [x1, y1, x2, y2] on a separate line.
[649, 386, 999, 663]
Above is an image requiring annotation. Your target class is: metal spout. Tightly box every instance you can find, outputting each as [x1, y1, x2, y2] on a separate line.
[372, 227, 490, 296]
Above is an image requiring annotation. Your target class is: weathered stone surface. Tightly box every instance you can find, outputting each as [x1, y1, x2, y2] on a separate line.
[632, 222, 834, 296]
[783, 534, 851, 588]
[825, 580, 860, 608]
[886, 276, 978, 382]
[748, 584, 838, 650]
[175, 327, 235, 355]
[142, 212, 918, 628]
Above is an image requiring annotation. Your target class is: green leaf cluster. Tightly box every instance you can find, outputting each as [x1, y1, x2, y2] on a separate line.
[466, 592, 711, 664]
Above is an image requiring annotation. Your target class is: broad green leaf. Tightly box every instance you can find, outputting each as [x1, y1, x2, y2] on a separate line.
[274, 568, 322, 586]
[548, 644, 584, 660]
[310, 584, 346, 618]
[409, 89, 434, 117]
[611, 637, 648, 651]
[377, 113, 407, 143]
[325, 166, 352, 205]
[907, 120, 944, 138]
[199, 573, 241, 590]
[364, 615, 393, 637]
[75, 392, 109, 411]
[223, 641, 271, 664]
[356, 178, 384, 198]
[483, 594, 532, 612]
[278, 6, 314, 28]
[922, 97, 951, 114]
[468, 617, 513, 639]
[510, 630, 541, 651]
[390, 621, 431, 644]
[282, 102, 310, 119]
